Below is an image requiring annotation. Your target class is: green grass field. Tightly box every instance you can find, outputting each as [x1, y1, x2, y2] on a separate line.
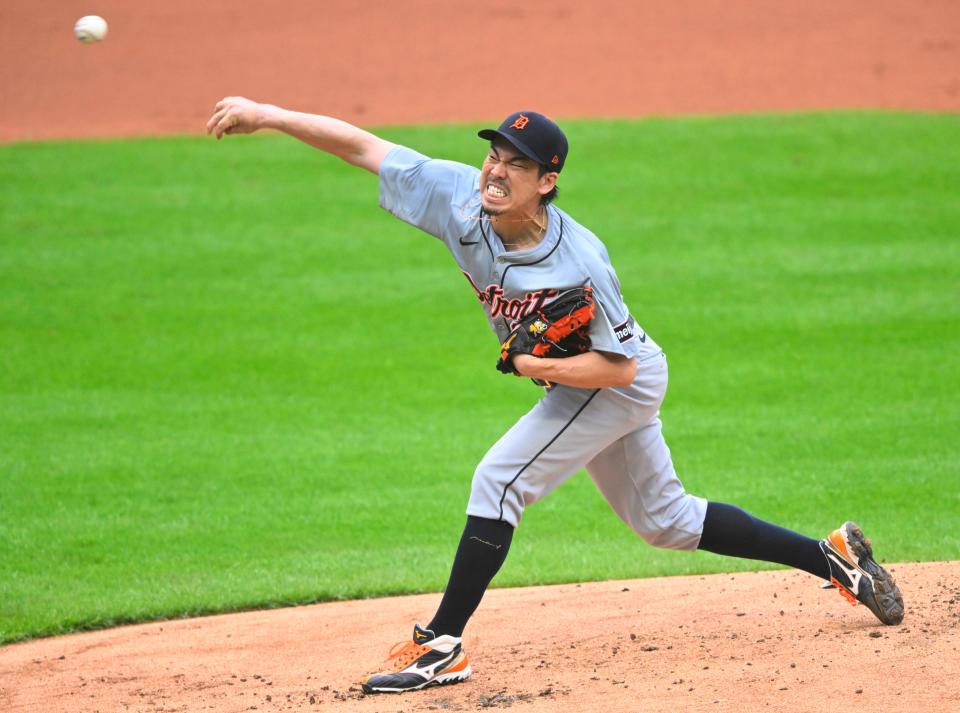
[2, 112, 958, 645]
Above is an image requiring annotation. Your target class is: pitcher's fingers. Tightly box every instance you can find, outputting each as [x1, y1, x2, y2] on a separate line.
[206, 107, 229, 134]
[208, 97, 240, 129]
[213, 111, 239, 138]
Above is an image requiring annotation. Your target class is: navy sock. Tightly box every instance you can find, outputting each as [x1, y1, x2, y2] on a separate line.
[698, 502, 830, 581]
[427, 516, 514, 638]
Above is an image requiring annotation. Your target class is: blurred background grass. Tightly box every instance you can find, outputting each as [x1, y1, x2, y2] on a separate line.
[1, 112, 958, 644]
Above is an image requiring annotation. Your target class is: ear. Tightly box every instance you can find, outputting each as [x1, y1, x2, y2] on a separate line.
[538, 171, 558, 196]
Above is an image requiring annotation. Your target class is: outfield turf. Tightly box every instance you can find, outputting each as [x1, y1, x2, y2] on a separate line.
[1, 113, 958, 644]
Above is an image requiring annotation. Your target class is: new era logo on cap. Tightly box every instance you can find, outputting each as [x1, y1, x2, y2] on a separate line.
[478, 111, 568, 173]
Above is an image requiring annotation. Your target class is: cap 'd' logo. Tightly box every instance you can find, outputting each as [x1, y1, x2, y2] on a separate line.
[510, 114, 530, 130]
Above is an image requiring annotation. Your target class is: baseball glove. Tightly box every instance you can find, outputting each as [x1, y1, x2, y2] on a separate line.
[496, 286, 596, 376]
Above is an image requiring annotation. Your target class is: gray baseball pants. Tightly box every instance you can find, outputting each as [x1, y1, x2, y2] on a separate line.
[467, 352, 707, 550]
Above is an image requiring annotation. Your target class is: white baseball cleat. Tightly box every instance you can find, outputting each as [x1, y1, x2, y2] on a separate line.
[362, 624, 471, 693]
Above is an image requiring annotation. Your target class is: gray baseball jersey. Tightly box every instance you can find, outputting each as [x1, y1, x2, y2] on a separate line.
[380, 146, 706, 549]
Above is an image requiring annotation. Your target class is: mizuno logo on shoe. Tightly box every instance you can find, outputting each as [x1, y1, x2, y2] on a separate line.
[825, 551, 864, 595]
[415, 650, 455, 672]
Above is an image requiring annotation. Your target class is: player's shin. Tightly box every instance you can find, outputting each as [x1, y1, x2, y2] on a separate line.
[697, 502, 830, 580]
[426, 516, 514, 637]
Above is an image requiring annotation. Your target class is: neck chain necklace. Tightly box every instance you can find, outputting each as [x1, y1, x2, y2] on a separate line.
[503, 206, 548, 251]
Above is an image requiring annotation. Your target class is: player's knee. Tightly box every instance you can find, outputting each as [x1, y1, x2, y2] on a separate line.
[641, 526, 696, 550]
[636, 494, 706, 551]
[467, 464, 523, 528]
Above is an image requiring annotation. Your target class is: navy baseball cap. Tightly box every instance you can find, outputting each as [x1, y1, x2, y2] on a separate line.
[478, 111, 568, 173]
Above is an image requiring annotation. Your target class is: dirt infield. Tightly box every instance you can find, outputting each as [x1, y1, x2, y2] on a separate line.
[3, 1, 960, 711]
[3, 564, 959, 712]
[1, 0, 958, 142]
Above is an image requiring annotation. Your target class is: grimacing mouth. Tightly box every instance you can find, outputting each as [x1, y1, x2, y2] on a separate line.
[484, 178, 509, 199]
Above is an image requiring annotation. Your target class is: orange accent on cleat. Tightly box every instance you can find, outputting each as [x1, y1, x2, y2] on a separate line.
[829, 531, 851, 560]
[383, 641, 431, 671]
[445, 655, 470, 674]
[832, 577, 858, 606]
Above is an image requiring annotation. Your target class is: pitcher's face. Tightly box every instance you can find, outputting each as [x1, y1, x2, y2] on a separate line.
[479, 139, 557, 217]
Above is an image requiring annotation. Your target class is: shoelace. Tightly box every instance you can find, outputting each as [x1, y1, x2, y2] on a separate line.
[384, 640, 429, 670]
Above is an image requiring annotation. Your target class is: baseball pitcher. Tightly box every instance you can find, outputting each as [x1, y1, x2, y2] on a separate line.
[206, 99, 904, 694]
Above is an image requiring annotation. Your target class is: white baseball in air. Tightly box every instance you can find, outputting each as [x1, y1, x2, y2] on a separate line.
[74, 15, 108, 44]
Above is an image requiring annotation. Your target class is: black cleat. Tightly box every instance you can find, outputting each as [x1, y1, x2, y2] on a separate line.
[820, 521, 904, 625]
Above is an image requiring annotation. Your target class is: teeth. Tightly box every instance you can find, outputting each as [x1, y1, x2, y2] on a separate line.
[486, 184, 506, 198]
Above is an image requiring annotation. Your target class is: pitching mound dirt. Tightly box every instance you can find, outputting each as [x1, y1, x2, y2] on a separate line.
[2, 562, 959, 712]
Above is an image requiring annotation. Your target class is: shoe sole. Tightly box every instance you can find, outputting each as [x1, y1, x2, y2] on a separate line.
[833, 522, 904, 625]
[361, 666, 472, 694]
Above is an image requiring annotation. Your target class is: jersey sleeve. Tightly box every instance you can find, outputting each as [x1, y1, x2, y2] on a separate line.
[587, 264, 644, 359]
[378, 145, 479, 240]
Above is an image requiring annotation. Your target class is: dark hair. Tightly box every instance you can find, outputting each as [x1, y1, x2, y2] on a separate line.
[539, 165, 559, 205]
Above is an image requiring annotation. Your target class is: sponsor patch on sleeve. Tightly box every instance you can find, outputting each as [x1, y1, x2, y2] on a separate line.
[614, 317, 634, 343]
[614, 316, 645, 344]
